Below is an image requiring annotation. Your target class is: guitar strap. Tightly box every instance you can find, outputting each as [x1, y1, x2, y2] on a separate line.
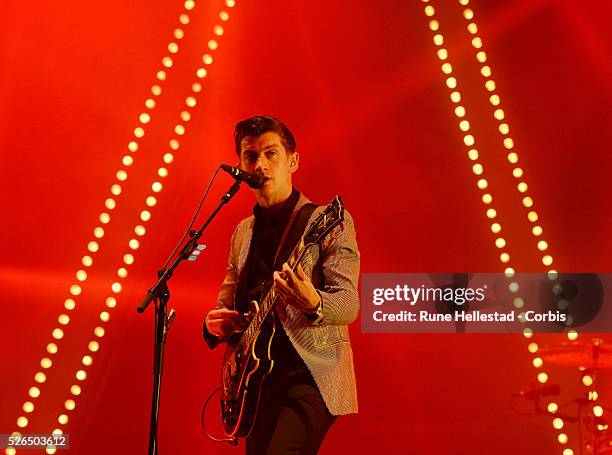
[273, 202, 318, 271]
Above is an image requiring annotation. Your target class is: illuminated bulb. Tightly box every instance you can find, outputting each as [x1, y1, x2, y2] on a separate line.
[124, 254, 134, 265]
[485, 80, 496, 91]
[58, 414, 68, 425]
[491, 223, 501, 233]
[437, 48, 447, 60]
[463, 9, 474, 20]
[528, 343, 539, 353]
[477, 179, 488, 189]
[111, 183, 122, 195]
[499, 123, 509, 134]
[129, 239, 140, 250]
[503, 138, 514, 149]
[135, 224, 146, 235]
[58, 314, 70, 325]
[89, 341, 100, 352]
[482, 194, 492, 204]
[219, 11, 229, 21]
[567, 330, 578, 341]
[34, 372, 46, 383]
[553, 418, 564, 429]
[433, 34, 444, 46]
[76, 370, 87, 381]
[140, 210, 152, 222]
[513, 167, 523, 178]
[145, 98, 156, 109]
[186, 96, 197, 107]
[517, 182, 528, 192]
[181, 110, 192, 121]
[52, 328, 64, 340]
[562, 448, 573, 455]
[29, 386, 40, 398]
[23, 402, 34, 413]
[533, 357, 543, 368]
[463, 135, 474, 146]
[82, 355, 93, 366]
[459, 120, 470, 131]
[202, 54, 213, 65]
[169, 139, 180, 150]
[480, 66, 491, 77]
[174, 28, 184, 40]
[162, 56, 173, 68]
[476, 51, 486, 62]
[168, 42, 179, 54]
[117, 267, 128, 278]
[158, 167, 168, 178]
[41, 358, 52, 368]
[64, 299, 76, 310]
[486, 208, 496, 219]
[527, 211, 538, 222]
[76, 270, 87, 281]
[513, 297, 524, 308]
[65, 399, 76, 411]
[446, 77, 457, 89]
[94, 326, 105, 337]
[184, 0, 195, 10]
[532, 226, 542, 236]
[450, 91, 460, 102]
[500, 253, 510, 263]
[582, 375, 593, 386]
[179, 14, 190, 25]
[589, 390, 598, 401]
[542, 255, 553, 266]
[537, 240, 548, 251]
[424, 5, 435, 16]
[548, 270, 558, 280]
[472, 163, 483, 175]
[441, 63, 452, 74]
[196, 68, 207, 78]
[134, 127, 145, 138]
[468, 149, 478, 160]
[495, 238, 506, 248]
[17, 416, 28, 428]
[489, 94, 500, 105]
[208, 40, 218, 50]
[122, 155, 134, 166]
[523, 328, 533, 338]
[47, 343, 58, 354]
[116, 170, 127, 181]
[105, 198, 116, 210]
[593, 405, 603, 417]
[71, 384, 82, 396]
[558, 433, 568, 444]
[140, 113, 151, 124]
[151, 85, 162, 96]
[537, 372, 548, 383]
[112, 282, 123, 293]
[507, 153, 518, 163]
[454, 106, 465, 117]
[152, 181, 163, 192]
[175, 124, 185, 135]
[106, 297, 116, 308]
[214, 25, 224, 36]
[70, 284, 82, 295]
[472, 37, 482, 49]
[505, 267, 515, 277]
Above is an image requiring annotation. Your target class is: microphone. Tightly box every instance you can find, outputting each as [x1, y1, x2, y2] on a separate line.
[221, 164, 264, 189]
[515, 382, 560, 400]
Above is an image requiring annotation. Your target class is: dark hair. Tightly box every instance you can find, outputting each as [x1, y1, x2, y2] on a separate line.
[234, 115, 296, 156]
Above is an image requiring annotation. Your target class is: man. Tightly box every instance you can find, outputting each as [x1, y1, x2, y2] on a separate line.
[203, 116, 359, 454]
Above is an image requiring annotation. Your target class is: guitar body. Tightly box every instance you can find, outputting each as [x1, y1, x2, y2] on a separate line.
[220, 310, 275, 438]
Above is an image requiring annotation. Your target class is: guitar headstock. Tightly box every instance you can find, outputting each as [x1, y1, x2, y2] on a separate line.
[303, 195, 345, 247]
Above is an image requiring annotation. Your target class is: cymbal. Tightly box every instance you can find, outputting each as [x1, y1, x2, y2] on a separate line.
[539, 341, 612, 370]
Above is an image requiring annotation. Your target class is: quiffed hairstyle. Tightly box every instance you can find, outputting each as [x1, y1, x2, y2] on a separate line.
[234, 115, 297, 156]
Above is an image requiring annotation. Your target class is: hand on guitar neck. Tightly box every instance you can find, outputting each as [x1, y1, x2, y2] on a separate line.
[273, 262, 321, 314]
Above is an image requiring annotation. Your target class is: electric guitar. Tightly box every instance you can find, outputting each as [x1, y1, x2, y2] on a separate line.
[220, 195, 345, 440]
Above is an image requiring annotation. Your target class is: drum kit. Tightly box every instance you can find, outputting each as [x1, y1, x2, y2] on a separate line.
[537, 338, 611, 454]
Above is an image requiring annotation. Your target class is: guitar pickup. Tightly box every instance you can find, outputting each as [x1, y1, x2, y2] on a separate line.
[188, 243, 207, 261]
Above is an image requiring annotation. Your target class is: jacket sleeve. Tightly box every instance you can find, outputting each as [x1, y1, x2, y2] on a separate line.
[202, 225, 240, 349]
[310, 209, 360, 326]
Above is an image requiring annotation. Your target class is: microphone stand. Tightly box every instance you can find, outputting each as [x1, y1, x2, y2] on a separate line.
[137, 180, 242, 455]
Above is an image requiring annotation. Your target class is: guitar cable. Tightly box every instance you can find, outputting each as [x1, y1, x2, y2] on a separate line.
[201, 387, 238, 445]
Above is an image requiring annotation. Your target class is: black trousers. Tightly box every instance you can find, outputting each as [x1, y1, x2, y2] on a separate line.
[246, 368, 336, 455]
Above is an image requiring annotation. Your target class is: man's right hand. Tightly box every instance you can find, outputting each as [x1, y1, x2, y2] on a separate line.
[205, 308, 246, 339]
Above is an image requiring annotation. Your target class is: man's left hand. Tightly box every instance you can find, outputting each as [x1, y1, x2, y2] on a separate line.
[273, 263, 320, 313]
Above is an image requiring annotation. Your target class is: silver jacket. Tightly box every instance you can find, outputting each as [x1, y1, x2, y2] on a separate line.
[211, 193, 360, 415]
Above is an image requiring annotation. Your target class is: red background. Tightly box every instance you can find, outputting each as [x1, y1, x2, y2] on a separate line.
[1, 0, 611, 453]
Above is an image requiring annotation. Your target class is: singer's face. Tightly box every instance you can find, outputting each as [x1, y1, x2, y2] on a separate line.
[239, 132, 299, 208]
